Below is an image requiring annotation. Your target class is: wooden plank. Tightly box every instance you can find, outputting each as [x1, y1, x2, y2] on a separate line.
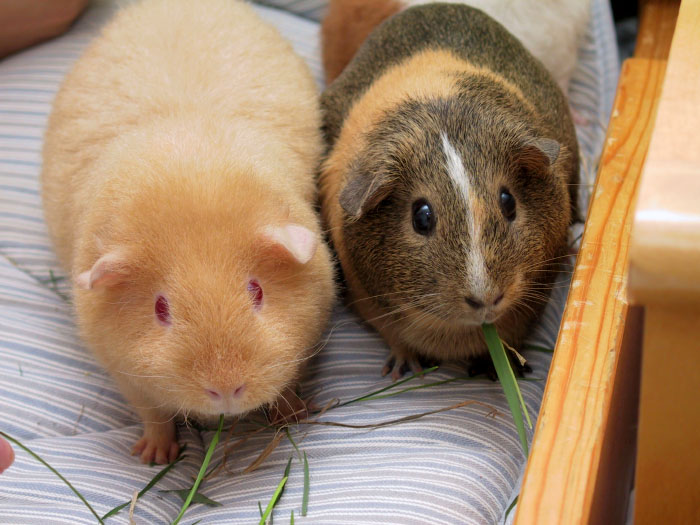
[587, 306, 643, 525]
[630, 0, 700, 521]
[635, 0, 680, 60]
[634, 306, 700, 524]
[515, 55, 669, 524]
[629, 0, 700, 304]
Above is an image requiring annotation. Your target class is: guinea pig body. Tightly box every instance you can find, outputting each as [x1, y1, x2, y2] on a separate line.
[319, 4, 578, 378]
[42, 0, 334, 463]
[322, 0, 591, 93]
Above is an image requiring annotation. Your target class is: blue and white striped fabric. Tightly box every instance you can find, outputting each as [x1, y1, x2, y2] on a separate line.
[0, 1, 618, 523]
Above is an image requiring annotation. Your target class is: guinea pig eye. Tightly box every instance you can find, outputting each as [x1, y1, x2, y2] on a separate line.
[412, 199, 435, 235]
[155, 295, 171, 326]
[500, 188, 516, 222]
[247, 279, 263, 311]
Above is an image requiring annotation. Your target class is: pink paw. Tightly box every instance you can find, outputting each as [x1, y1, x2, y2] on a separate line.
[131, 424, 179, 464]
[381, 353, 424, 382]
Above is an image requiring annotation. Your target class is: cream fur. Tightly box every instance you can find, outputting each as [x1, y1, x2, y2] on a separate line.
[41, 0, 334, 463]
[407, 0, 591, 93]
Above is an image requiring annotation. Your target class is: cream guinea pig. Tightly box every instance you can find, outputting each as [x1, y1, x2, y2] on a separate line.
[41, 0, 334, 464]
[319, 4, 579, 379]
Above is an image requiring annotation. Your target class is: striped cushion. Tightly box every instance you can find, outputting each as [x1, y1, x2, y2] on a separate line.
[0, 1, 618, 523]
[255, 0, 328, 22]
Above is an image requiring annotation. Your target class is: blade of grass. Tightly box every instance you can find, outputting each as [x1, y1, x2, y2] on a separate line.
[505, 495, 518, 521]
[485, 327, 532, 432]
[160, 489, 221, 507]
[243, 430, 285, 474]
[523, 343, 554, 353]
[300, 400, 491, 430]
[259, 476, 288, 525]
[258, 501, 263, 518]
[290, 510, 295, 524]
[285, 428, 302, 462]
[358, 375, 518, 401]
[337, 366, 438, 407]
[0, 431, 104, 524]
[282, 456, 293, 478]
[103, 446, 187, 519]
[482, 323, 530, 455]
[172, 414, 225, 524]
[302, 452, 309, 516]
[276, 457, 293, 503]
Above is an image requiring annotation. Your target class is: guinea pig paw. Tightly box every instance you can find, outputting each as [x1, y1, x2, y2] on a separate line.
[467, 354, 532, 381]
[381, 353, 424, 382]
[131, 425, 179, 465]
[467, 355, 499, 382]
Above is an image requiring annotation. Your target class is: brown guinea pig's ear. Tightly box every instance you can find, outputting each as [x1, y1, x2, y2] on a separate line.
[519, 137, 561, 170]
[339, 169, 393, 219]
[261, 224, 318, 265]
[76, 251, 131, 290]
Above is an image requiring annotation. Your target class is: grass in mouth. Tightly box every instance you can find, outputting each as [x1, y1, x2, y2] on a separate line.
[481, 322, 532, 455]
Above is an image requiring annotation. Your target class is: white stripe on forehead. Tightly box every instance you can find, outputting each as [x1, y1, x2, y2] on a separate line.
[440, 132, 489, 298]
[440, 132, 470, 204]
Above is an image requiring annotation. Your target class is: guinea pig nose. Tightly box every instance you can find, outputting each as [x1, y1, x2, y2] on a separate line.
[205, 385, 245, 401]
[205, 389, 222, 400]
[493, 294, 504, 306]
[465, 296, 484, 309]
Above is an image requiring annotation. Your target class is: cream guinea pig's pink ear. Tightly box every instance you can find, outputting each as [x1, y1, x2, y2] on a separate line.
[261, 224, 318, 265]
[76, 252, 131, 290]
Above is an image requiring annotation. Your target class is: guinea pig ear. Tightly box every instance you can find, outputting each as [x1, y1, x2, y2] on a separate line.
[339, 169, 393, 219]
[520, 137, 561, 170]
[262, 224, 318, 265]
[76, 252, 131, 290]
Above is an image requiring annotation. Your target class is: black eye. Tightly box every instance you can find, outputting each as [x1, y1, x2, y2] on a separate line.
[412, 199, 435, 235]
[500, 188, 516, 221]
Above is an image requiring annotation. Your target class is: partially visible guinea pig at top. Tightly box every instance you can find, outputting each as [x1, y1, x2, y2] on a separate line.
[322, 0, 590, 93]
[41, 0, 334, 464]
[319, 4, 579, 379]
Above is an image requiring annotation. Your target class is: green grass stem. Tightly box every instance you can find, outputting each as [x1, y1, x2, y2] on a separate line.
[481, 323, 531, 455]
[259, 476, 288, 525]
[171, 414, 224, 524]
[0, 431, 104, 524]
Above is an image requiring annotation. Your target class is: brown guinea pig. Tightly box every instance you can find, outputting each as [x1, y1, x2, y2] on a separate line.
[41, 0, 334, 464]
[319, 4, 578, 379]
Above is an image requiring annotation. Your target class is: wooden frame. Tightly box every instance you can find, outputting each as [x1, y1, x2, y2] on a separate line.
[515, 1, 685, 523]
[629, 0, 700, 522]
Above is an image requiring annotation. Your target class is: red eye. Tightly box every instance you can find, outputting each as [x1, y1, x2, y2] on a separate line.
[155, 295, 171, 326]
[247, 279, 263, 310]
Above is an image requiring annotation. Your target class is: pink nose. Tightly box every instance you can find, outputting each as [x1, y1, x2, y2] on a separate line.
[205, 385, 245, 401]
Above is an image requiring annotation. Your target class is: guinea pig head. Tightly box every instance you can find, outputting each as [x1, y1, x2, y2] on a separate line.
[75, 166, 331, 421]
[337, 96, 572, 330]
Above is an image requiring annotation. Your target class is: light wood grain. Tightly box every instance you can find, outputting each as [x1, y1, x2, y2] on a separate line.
[634, 305, 700, 524]
[515, 54, 671, 524]
[635, 0, 680, 60]
[630, 0, 700, 522]
[629, 0, 700, 304]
